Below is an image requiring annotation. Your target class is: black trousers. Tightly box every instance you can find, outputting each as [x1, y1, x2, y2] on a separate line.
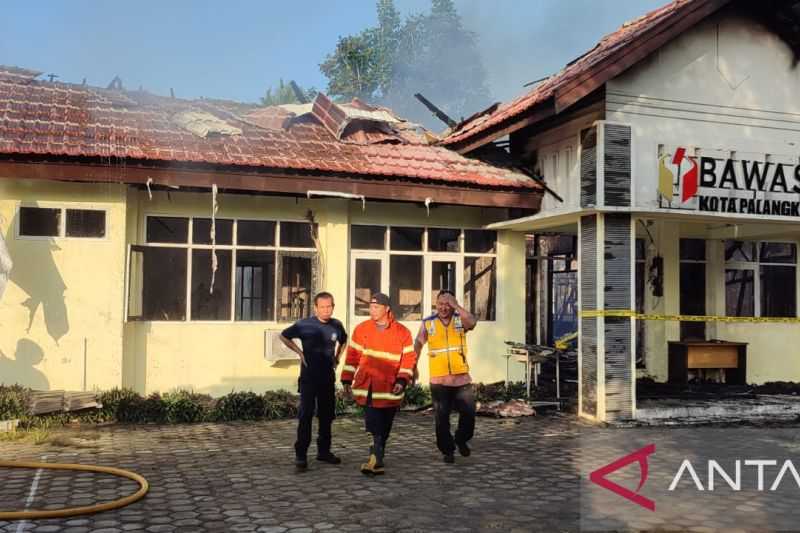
[430, 384, 476, 454]
[295, 379, 336, 458]
[364, 405, 396, 442]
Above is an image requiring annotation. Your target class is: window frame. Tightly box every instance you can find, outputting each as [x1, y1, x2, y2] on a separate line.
[16, 203, 108, 242]
[348, 225, 498, 323]
[724, 240, 798, 318]
[127, 214, 317, 323]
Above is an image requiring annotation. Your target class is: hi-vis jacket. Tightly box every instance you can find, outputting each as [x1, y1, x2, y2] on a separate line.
[423, 313, 469, 378]
[341, 312, 416, 408]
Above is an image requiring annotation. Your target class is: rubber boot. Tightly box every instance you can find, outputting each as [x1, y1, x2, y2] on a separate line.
[374, 435, 386, 471]
[360, 438, 385, 476]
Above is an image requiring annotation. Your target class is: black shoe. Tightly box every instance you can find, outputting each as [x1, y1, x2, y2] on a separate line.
[456, 442, 471, 457]
[316, 452, 342, 465]
[295, 457, 308, 471]
[443, 453, 455, 464]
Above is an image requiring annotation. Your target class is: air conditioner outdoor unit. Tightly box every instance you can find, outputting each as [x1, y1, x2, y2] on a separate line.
[264, 330, 301, 363]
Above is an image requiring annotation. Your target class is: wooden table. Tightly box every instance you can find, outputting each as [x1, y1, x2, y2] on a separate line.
[667, 341, 747, 384]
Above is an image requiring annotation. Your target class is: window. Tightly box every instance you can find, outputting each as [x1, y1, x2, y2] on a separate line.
[390, 255, 423, 320]
[279, 252, 314, 321]
[351, 225, 385, 250]
[128, 246, 188, 321]
[235, 250, 275, 320]
[428, 228, 460, 252]
[128, 217, 317, 322]
[20, 207, 60, 237]
[390, 227, 423, 251]
[280, 221, 316, 248]
[464, 256, 496, 320]
[237, 220, 276, 246]
[66, 209, 106, 238]
[725, 240, 796, 318]
[350, 226, 497, 321]
[19, 206, 106, 238]
[465, 230, 497, 254]
[192, 218, 233, 245]
[147, 216, 188, 243]
[679, 238, 706, 340]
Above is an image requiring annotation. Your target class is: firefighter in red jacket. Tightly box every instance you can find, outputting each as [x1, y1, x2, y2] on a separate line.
[341, 292, 416, 475]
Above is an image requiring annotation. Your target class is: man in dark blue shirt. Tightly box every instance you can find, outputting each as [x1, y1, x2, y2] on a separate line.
[280, 291, 347, 471]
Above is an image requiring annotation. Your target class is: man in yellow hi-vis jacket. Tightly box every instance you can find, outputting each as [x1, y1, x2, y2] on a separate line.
[414, 290, 477, 464]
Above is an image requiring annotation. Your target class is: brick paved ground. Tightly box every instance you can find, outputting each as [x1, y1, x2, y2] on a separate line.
[3, 412, 800, 532]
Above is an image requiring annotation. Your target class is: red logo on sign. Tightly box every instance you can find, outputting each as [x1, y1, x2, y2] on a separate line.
[589, 444, 656, 511]
[673, 147, 699, 203]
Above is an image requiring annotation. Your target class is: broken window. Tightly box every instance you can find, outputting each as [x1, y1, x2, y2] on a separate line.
[237, 220, 276, 246]
[428, 228, 460, 252]
[725, 240, 796, 318]
[19, 207, 60, 237]
[130, 216, 315, 322]
[390, 227, 423, 251]
[726, 269, 755, 317]
[128, 246, 188, 321]
[278, 252, 314, 322]
[235, 250, 275, 321]
[464, 256, 496, 321]
[280, 221, 315, 248]
[147, 216, 189, 243]
[465, 230, 496, 254]
[191, 249, 232, 320]
[66, 209, 106, 238]
[192, 218, 233, 245]
[351, 225, 386, 250]
[354, 258, 382, 316]
[390, 255, 422, 320]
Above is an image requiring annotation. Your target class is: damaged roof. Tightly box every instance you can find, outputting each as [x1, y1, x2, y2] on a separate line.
[0, 67, 539, 191]
[441, 0, 732, 152]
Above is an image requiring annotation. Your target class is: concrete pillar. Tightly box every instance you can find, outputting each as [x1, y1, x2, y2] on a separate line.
[579, 212, 636, 421]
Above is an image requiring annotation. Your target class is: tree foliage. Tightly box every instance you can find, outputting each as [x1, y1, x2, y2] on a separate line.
[320, 0, 491, 129]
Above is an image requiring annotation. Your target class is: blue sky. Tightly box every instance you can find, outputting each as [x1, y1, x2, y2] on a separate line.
[1, 1, 665, 106]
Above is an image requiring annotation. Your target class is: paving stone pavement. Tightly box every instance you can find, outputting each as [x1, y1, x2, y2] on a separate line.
[3, 413, 800, 532]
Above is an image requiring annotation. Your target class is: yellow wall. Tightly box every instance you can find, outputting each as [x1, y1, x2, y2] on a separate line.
[124, 190, 351, 396]
[638, 218, 800, 384]
[0, 179, 127, 391]
[1, 181, 528, 395]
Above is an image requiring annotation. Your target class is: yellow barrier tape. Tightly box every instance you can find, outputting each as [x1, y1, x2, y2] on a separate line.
[580, 309, 800, 324]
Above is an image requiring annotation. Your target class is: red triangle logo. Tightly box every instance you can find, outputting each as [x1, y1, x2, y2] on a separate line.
[589, 444, 656, 511]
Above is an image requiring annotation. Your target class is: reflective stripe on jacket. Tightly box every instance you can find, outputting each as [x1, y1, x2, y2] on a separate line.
[423, 313, 469, 378]
[341, 312, 416, 408]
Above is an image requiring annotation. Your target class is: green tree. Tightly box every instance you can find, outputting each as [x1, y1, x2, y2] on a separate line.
[319, 0, 491, 130]
[260, 79, 317, 106]
[319, 0, 400, 102]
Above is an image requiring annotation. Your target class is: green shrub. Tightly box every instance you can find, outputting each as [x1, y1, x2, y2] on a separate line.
[97, 388, 141, 421]
[213, 391, 265, 421]
[115, 392, 167, 424]
[262, 390, 298, 420]
[402, 384, 431, 408]
[163, 391, 212, 423]
[0, 385, 31, 420]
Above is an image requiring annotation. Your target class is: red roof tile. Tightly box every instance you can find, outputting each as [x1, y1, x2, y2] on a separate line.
[0, 68, 539, 191]
[442, 0, 729, 150]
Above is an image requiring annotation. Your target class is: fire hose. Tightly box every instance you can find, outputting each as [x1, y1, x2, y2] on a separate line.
[0, 460, 149, 520]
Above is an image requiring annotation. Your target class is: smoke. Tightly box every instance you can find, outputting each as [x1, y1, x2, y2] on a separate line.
[451, 0, 667, 103]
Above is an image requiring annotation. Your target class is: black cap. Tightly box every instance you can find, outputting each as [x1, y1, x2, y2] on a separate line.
[370, 292, 391, 307]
